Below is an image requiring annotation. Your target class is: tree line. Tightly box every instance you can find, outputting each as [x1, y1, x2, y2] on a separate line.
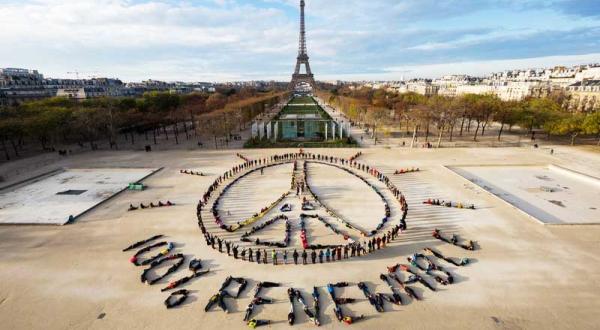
[0, 88, 288, 161]
[318, 87, 600, 147]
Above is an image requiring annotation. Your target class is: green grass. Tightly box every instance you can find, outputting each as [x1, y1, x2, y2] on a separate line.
[275, 96, 332, 120]
[244, 137, 358, 149]
[288, 96, 316, 105]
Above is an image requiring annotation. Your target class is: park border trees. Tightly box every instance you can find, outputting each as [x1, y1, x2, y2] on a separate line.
[0, 88, 288, 161]
[319, 86, 600, 147]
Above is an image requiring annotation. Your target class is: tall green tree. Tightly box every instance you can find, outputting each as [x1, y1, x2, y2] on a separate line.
[582, 111, 600, 145]
[519, 98, 562, 138]
[545, 113, 586, 145]
[495, 100, 522, 141]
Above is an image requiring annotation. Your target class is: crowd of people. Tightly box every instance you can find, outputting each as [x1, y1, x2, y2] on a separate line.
[161, 258, 210, 292]
[379, 240, 477, 305]
[394, 168, 420, 175]
[379, 274, 403, 305]
[303, 159, 403, 237]
[209, 159, 290, 232]
[122, 234, 210, 309]
[244, 281, 279, 328]
[407, 253, 454, 286]
[196, 151, 410, 266]
[180, 169, 205, 176]
[348, 151, 363, 162]
[327, 282, 365, 324]
[236, 153, 251, 162]
[423, 247, 470, 266]
[432, 228, 477, 251]
[199, 223, 405, 267]
[141, 253, 185, 285]
[240, 215, 290, 248]
[302, 213, 346, 243]
[301, 197, 315, 211]
[128, 201, 174, 211]
[287, 287, 320, 326]
[204, 276, 248, 313]
[299, 215, 309, 249]
[423, 199, 476, 210]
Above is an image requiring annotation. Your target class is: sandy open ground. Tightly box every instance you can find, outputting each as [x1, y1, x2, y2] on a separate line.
[0, 146, 599, 329]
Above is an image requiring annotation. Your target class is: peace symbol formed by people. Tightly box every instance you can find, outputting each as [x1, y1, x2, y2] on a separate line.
[196, 151, 409, 266]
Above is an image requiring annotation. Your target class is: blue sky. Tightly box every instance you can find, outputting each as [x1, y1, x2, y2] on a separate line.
[0, 0, 598, 81]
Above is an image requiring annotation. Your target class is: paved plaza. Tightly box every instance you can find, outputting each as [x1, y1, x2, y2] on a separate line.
[0, 146, 599, 329]
[450, 165, 600, 225]
[0, 168, 157, 225]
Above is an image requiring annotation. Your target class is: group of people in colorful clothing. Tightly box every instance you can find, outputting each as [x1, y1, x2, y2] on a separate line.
[199, 221, 406, 266]
[196, 151, 410, 265]
[423, 199, 475, 209]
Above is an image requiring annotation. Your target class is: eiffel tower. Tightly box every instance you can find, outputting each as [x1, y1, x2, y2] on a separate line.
[289, 0, 317, 91]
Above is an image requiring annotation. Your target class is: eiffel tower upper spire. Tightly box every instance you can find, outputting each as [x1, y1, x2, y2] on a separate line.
[298, 0, 307, 57]
[289, 0, 316, 91]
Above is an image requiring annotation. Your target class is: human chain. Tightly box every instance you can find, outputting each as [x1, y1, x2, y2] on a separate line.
[196, 151, 409, 266]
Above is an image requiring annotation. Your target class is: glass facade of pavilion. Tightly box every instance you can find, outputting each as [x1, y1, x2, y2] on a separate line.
[273, 96, 334, 141]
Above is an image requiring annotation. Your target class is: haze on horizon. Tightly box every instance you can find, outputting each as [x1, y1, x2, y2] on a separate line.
[0, 0, 599, 82]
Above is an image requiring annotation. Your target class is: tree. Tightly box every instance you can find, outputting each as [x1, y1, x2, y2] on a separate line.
[24, 106, 71, 150]
[545, 113, 586, 145]
[72, 106, 104, 149]
[365, 107, 388, 145]
[519, 98, 561, 138]
[582, 111, 600, 145]
[347, 101, 360, 122]
[470, 94, 499, 141]
[206, 93, 227, 111]
[427, 96, 450, 147]
[495, 100, 522, 141]
[456, 94, 478, 137]
[445, 97, 463, 142]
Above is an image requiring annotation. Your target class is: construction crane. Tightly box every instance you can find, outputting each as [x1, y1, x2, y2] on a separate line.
[66, 71, 100, 79]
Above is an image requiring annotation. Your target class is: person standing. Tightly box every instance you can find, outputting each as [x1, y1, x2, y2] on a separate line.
[263, 249, 267, 264]
[272, 250, 278, 266]
[233, 245, 238, 259]
[248, 248, 253, 262]
[325, 248, 331, 262]
[302, 250, 308, 265]
[343, 246, 349, 259]
[293, 250, 299, 265]
[311, 250, 317, 264]
[256, 249, 261, 264]
[283, 250, 288, 265]
[318, 250, 324, 263]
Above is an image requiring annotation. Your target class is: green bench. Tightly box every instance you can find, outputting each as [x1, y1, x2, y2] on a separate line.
[128, 183, 146, 191]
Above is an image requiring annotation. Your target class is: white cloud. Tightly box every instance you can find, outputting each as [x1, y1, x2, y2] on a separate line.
[0, 0, 598, 81]
[381, 53, 600, 80]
